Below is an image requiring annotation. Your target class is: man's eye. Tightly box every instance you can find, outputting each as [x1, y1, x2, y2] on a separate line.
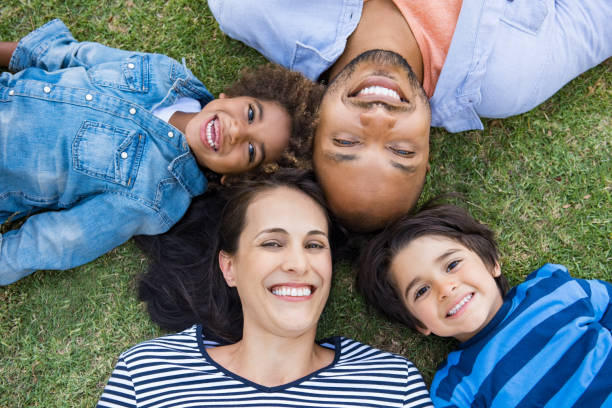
[415, 286, 429, 300]
[333, 138, 357, 146]
[248, 143, 255, 163]
[391, 147, 415, 157]
[247, 105, 255, 123]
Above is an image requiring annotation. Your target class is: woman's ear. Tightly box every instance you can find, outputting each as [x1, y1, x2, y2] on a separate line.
[218, 251, 236, 287]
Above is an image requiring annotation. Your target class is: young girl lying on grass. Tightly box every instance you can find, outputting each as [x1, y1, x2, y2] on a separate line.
[357, 203, 611, 407]
[0, 19, 323, 285]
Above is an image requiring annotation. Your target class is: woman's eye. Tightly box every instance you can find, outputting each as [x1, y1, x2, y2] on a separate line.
[415, 286, 429, 300]
[447, 260, 459, 272]
[333, 138, 357, 146]
[248, 143, 255, 163]
[247, 105, 255, 123]
[305, 242, 326, 249]
[261, 241, 281, 248]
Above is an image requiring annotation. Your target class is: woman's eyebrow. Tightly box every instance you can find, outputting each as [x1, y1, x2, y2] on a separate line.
[255, 228, 287, 238]
[255, 100, 264, 120]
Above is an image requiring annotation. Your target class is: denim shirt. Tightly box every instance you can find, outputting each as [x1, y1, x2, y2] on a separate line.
[209, 0, 611, 133]
[0, 20, 213, 284]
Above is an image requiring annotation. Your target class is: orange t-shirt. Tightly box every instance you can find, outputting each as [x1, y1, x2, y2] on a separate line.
[391, 0, 462, 97]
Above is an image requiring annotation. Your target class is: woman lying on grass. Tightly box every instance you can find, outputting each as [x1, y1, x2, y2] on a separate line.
[97, 169, 433, 407]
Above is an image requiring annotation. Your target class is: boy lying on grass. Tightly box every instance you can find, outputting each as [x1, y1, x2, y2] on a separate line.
[357, 203, 611, 407]
[0, 19, 323, 285]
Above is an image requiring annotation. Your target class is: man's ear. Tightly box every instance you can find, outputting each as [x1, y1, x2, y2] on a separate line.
[219, 92, 227, 99]
[218, 251, 236, 287]
[491, 261, 501, 278]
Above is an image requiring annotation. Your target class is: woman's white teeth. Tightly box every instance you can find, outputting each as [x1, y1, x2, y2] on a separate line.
[447, 294, 473, 316]
[206, 120, 218, 150]
[272, 286, 312, 297]
[358, 85, 401, 101]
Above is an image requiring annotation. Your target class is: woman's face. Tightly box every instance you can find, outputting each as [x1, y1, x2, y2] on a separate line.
[219, 186, 332, 338]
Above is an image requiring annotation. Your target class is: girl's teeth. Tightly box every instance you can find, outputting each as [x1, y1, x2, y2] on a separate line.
[206, 120, 218, 150]
[272, 286, 312, 297]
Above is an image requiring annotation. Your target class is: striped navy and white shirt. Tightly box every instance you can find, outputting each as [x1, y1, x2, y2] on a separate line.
[430, 263, 612, 408]
[97, 325, 433, 407]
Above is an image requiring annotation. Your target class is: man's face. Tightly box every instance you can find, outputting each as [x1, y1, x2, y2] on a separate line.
[314, 50, 430, 231]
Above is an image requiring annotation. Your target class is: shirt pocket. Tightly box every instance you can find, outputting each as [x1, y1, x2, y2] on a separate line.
[500, 0, 548, 35]
[72, 121, 145, 188]
[88, 54, 149, 92]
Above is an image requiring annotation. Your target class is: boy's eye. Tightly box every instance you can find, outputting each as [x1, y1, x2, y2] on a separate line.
[447, 260, 460, 272]
[415, 286, 429, 300]
[248, 143, 255, 163]
[247, 105, 255, 123]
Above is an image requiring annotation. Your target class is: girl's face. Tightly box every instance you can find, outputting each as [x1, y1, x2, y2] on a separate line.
[219, 186, 332, 339]
[390, 235, 503, 342]
[185, 94, 291, 175]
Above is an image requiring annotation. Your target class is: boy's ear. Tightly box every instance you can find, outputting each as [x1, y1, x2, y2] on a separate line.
[491, 261, 501, 278]
[218, 251, 236, 287]
[220, 175, 228, 185]
[219, 92, 227, 99]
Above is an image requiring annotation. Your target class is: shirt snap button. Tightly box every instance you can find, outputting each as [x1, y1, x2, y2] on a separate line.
[129, 107, 136, 115]
[127, 63, 135, 69]
[85, 94, 93, 101]
[9, 90, 14, 96]
[121, 152, 128, 159]
[43, 86, 51, 93]
[168, 131, 174, 138]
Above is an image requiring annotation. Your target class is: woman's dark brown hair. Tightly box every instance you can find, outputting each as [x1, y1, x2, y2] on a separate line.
[356, 202, 510, 331]
[135, 169, 330, 343]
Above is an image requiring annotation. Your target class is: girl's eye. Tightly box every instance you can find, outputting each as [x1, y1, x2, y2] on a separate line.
[415, 286, 429, 300]
[447, 260, 460, 272]
[248, 143, 255, 163]
[247, 105, 255, 123]
[333, 138, 357, 146]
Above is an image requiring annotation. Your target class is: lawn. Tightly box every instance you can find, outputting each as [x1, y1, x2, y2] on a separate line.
[1, 1, 610, 406]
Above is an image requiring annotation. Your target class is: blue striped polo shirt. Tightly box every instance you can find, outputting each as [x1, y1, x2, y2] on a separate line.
[97, 325, 433, 407]
[430, 263, 612, 407]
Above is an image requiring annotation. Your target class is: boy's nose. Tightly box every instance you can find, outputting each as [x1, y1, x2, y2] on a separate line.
[437, 278, 457, 300]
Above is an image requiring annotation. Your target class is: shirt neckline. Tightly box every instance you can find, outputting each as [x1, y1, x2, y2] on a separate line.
[195, 325, 342, 393]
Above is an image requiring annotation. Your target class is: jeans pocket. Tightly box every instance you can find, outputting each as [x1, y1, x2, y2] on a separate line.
[88, 54, 149, 92]
[72, 121, 145, 187]
[500, 0, 548, 35]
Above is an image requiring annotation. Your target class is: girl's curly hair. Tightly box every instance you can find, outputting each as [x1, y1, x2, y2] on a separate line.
[223, 64, 325, 172]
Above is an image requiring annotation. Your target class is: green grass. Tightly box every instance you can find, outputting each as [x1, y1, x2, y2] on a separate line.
[1, 1, 611, 406]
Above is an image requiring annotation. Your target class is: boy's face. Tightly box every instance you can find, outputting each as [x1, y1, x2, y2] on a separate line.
[390, 235, 503, 342]
[185, 95, 291, 175]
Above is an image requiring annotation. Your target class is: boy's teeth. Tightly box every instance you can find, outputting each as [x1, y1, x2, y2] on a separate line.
[447, 293, 473, 316]
[357, 85, 401, 101]
[272, 286, 312, 297]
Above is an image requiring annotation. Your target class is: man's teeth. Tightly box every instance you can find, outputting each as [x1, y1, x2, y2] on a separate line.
[357, 85, 401, 101]
[206, 120, 218, 150]
[447, 294, 473, 316]
[272, 286, 312, 297]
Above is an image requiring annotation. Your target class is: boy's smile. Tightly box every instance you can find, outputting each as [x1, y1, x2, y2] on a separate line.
[390, 235, 503, 342]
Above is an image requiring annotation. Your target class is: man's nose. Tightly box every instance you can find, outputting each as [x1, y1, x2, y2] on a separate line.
[359, 105, 397, 134]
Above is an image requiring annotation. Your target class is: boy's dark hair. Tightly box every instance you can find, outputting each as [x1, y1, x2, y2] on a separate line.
[134, 169, 330, 343]
[223, 64, 325, 171]
[356, 202, 510, 331]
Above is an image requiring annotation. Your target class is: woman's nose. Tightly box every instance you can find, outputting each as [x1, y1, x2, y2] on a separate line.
[281, 245, 307, 275]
